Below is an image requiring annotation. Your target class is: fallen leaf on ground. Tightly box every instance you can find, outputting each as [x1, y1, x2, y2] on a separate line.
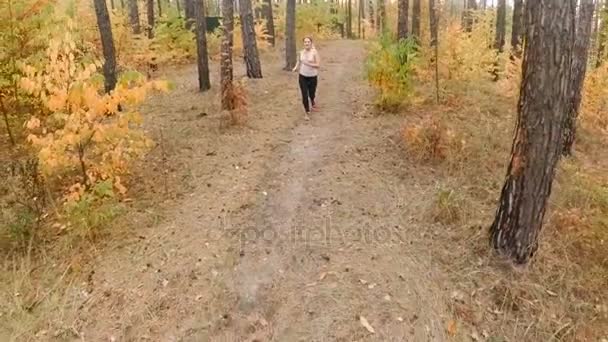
[447, 320, 457, 336]
[360, 315, 375, 333]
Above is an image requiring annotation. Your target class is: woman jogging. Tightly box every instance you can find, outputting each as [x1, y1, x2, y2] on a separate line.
[292, 36, 320, 121]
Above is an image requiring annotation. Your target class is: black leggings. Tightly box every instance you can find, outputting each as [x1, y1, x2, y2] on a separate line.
[298, 74, 317, 113]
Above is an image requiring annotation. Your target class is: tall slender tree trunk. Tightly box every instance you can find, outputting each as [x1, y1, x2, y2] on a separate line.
[411, 0, 420, 39]
[368, 0, 375, 31]
[357, 0, 363, 39]
[347, 0, 352, 38]
[494, 0, 506, 52]
[128, 0, 141, 34]
[185, 0, 196, 29]
[110, 0, 115, 10]
[195, 0, 211, 90]
[94, 0, 118, 93]
[429, 0, 439, 103]
[147, 0, 155, 38]
[462, 0, 477, 32]
[510, 0, 524, 57]
[221, 0, 236, 109]
[120, 0, 125, 11]
[397, 0, 409, 40]
[176, 0, 182, 16]
[157, 0, 162, 17]
[377, 0, 385, 34]
[597, 0, 607, 68]
[562, 0, 595, 156]
[240, 0, 263, 77]
[263, 0, 275, 46]
[490, 0, 576, 264]
[284, 0, 296, 70]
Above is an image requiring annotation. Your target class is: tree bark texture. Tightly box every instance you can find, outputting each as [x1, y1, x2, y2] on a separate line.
[263, 0, 275, 46]
[284, 0, 296, 70]
[239, 0, 263, 78]
[185, 0, 196, 29]
[128, 0, 141, 34]
[597, 0, 607, 67]
[429, 0, 437, 46]
[195, 0, 211, 91]
[494, 0, 506, 52]
[510, 0, 524, 56]
[489, 0, 576, 264]
[411, 0, 420, 39]
[397, 0, 409, 40]
[562, 0, 594, 156]
[157, 0, 162, 17]
[94, 0, 118, 93]
[147, 0, 155, 38]
[221, 0, 235, 109]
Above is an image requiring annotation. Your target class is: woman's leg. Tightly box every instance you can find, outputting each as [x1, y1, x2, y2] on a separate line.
[298, 75, 310, 113]
[309, 76, 318, 107]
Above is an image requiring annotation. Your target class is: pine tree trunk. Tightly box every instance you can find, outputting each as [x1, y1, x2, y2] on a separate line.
[597, 0, 607, 68]
[264, 0, 275, 46]
[357, 0, 363, 39]
[411, 0, 420, 39]
[239, 0, 263, 78]
[510, 0, 524, 57]
[128, 0, 141, 34]
[429, 0, 439, 103]
[377, 0, 385, 34]
[195, 0, 211, 90]
[429, 0, 437, 46]
[221, 0, 235, 109]
[368, 0, 375, 31]
[94, 0, 118, 93]
[494, 0, 506, 52]
[347, 0, 352, 38]
[185, 0, 196, 29]
[397, 0, 409, 40]
[284, 0, 296, 70]
[562, 0, 594, 156]
[490, 0, 576, 265]
[462, 0, 476, 32]
[147, 0, 155, 38]
[157, 0, 162, 17]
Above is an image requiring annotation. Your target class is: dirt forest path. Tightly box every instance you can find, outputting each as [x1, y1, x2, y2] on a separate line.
[75, 40, 452, 341]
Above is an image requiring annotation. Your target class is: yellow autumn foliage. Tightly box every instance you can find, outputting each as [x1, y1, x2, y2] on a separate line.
[19, 29, 169, 202]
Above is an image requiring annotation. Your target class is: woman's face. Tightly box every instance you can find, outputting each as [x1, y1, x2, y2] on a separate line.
[303, 38, 312, 49]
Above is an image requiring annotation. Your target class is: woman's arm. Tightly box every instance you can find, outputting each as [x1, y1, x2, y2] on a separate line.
[292, 51, 300, 72]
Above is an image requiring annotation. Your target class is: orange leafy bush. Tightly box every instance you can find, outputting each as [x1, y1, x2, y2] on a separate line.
[19, 30, 169, 201]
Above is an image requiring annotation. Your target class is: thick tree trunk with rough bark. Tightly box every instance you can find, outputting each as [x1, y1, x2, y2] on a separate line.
[263, 0, 275, 46]
[562, 0, 594, 156]
[94, 0, 118, 93]
[221, 0, 235, 109]
[397, 0, 409, 40]
[239, 0, 263, 78]
[411, 0, 420, 39]
[147, 0, 155, 38]
[511, 0, 524, 57]
[128, 0, 141, 34]
[284, 0, 296, 70]
[490, 0, 576, 264]
[195, 0, 211, 91]
[494, 0, 506, 52]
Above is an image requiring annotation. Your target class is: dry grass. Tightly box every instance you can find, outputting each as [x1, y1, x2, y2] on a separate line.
[400, 64, 608, 340]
